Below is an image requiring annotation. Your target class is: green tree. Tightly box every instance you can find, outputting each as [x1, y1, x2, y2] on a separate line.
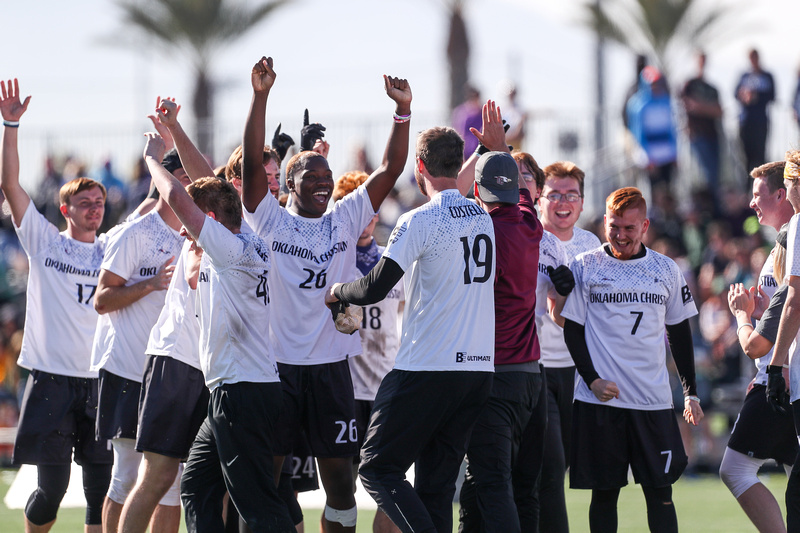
[115, 0, 289, 155]
[584, 0, 744, 74]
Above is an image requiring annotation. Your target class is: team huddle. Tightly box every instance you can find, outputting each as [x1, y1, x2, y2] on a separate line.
[2, 54, 720, 533]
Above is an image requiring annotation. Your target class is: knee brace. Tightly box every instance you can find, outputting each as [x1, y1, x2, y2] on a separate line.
[719, 447, 765, 499]
[324, 504, 358, 528]
[24, 464, 71, 526]
[107, 438, 141, 504]
[158, 462, 183, 507]
[82, 463, 112, 525]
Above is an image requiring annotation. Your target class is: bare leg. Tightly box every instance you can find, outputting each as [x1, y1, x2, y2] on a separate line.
[737, 483, 787, 533]
[317, 457, 357, 533]
[373, 509, 401, 533]
[119, 453, 180, 533]
[25, 518, 55, 533]
[102, 497, 124, 533]
[150, 504, 181, 533]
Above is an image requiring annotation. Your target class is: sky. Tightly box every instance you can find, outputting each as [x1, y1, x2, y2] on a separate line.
[3, 0, 799, 187]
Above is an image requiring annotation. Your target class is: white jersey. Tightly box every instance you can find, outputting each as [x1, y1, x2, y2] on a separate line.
[752, 245, 779, 386]
[535, 231, 569, 355]
[195, 217, 279, 390]
[562, 245, 698, 410]
[383, 189, 495, 372]
[90, 215, 139, 377]
[92, 211, 184, 381]
[786, 214, 800, 400]
[539, 226, 601, 368]
[243, 185, 374, 365]
[352, 243, 405, 401]
[145, 239, 200, 370]
[15, 205, 107, 378]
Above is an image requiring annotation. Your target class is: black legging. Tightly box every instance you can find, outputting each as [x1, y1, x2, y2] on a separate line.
[25, 462, 110, 526]
[589, 485, 677, 533]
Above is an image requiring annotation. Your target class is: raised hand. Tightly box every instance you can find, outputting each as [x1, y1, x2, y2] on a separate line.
[0, 79, 31, 122]
[383, 75, 412, 107]
[155, 97, 181, 129]
[470, 100, 507, 152]
[143, 132, 167, 164]
[301, 109, 327, 152]
[251, 56, 276, 93]
[271, 123, 295, 161]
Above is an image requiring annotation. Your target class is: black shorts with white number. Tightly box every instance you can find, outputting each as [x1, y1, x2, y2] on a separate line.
[570, 400, 687, 490]
[281, 428, 320, 493]
[728, 384, 798, 465]
[96, 369, 141, 441]
[13, 370, 112, 466]
[276, 359, 358, 458]
[136, 355, 210, 459]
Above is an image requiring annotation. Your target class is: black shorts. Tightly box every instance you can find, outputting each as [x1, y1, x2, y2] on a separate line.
[276, 360, 358, 458]
[354, 399, 374, 461]
[136, 355, 210, 459]
[96, 370, 142, 441]
[13, 370, 112, 466]
[728, 384, 798, 465]
[286, 430, 320, 493]
[570, 401, 687, 490]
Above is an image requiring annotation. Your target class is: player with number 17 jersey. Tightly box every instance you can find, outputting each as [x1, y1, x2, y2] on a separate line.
[243, 185, 374, 365]
[563, 245, 698, 409]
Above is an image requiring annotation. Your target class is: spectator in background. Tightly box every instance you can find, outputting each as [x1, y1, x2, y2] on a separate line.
[623, 54, 648, 130]
[735, 49, 775, 178]
[92, 159, 128, 233]
[793, 65, 800, 131]
[681, 52, 723, 214]
[452, 84, 483, 158]
[500, 81, 527, 150]
[627, 66, 678, 196]
[32, 155, 63, 228]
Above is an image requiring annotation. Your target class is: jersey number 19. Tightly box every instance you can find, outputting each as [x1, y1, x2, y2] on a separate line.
[460, 234, 493, 285]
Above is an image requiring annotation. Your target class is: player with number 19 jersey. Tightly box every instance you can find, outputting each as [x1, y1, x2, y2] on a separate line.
[15, 207, 107, 377]
[243, 185, 374, 364]
[562, 245, 697, 410]
[383, 189, 495, 371]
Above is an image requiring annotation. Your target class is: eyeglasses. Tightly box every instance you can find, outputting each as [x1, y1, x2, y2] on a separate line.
[543, 192, 582, 203]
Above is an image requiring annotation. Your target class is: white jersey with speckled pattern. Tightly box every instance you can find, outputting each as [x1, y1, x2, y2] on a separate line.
[15, 205, 108, 378]
[562, 244, 698, 410]
[145, 239, 200, 370]
[352, 243, 405, 401]
[243, 184, 375, 365]
[383, 189, 495, 372]
[538, 226, 601, 368]
[195, 217, 278, 390]
[535, 230, 568, 349]
[91, 211, 184, 381]
[785, 213, 800, 400]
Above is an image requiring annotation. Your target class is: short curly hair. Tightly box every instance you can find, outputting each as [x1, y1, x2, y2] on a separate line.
[332, 171, 369, 202]
[186, 177, 242, 231]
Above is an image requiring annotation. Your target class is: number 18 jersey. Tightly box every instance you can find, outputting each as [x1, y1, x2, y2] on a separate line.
[562, 245, 697, 410]
[383, 189, 495, 372]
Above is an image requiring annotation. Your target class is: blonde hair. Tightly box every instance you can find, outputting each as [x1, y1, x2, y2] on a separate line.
[543, 161, 586, 195]
[59, 177, 106, 206]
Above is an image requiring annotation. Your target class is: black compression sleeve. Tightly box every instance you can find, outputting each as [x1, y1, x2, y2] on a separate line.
[564, 319, 601, 386]
[333, 256, 405, 306]
[666, 319, 697, 396]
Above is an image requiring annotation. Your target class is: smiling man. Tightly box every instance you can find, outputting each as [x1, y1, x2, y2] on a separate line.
[241, 56, 411, 533]
[1, 79, 112, 533]
[561, 187, 702, 533]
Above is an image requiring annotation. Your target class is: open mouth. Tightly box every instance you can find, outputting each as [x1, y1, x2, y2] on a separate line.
[555, 209, 572, 219]
[312, 190, 330, 204]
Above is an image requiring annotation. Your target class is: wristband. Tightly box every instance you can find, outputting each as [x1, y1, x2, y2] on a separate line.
[393, 112, 411, 123]
[685, 395, 701, 404]
[3, 120, 19, 128]
[784, 364, 790, 369]
[736, 322, 752, 336]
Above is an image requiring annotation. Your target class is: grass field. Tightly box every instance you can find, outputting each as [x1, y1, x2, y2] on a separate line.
[0, 468, 788, 532]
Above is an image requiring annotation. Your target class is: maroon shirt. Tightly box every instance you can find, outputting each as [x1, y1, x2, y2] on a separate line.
[489, 188, 543, 365]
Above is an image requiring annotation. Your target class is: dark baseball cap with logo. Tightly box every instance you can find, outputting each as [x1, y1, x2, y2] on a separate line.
[475, 151, 519, 204]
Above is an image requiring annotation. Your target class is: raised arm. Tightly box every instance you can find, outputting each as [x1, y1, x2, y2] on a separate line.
[142, 132, 206, 240]
[363, 76, 412, 212]
[242, 56, 276, 213]
[456, 100, 509, 196]
[155, 98, 215, 181]
[0, 79, 32, 226]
